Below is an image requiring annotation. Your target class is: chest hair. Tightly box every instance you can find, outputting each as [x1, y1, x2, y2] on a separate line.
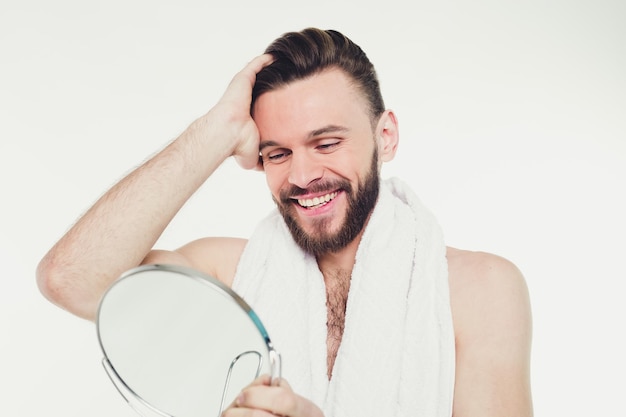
[324, 269, 351, 379]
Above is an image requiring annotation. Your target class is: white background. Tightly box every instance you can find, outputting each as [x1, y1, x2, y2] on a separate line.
[1, 0, 624, 415]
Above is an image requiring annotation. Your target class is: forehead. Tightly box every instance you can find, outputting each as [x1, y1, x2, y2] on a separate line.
[252, 68, 372, 140]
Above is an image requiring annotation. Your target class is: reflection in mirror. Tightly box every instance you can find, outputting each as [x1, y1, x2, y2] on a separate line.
[97, 264, 281, 417]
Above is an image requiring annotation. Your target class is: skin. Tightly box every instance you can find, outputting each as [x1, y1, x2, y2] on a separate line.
[37, 55, 533, 416]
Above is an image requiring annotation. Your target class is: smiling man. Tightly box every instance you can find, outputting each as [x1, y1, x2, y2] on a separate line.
[37, 28, 533, 417]
[256, 68, 384, 257]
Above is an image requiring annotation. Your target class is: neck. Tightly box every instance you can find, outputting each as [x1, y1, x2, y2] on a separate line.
[316, 230, 363, 279]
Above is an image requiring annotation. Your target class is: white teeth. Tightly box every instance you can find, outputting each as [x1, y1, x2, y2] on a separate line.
[298, 192, 338, 208]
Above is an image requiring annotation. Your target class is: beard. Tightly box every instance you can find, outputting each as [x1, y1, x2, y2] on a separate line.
[274, 149, 380, 256]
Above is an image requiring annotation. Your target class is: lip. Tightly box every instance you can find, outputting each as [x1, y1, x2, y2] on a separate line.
[292, 190, 343, 217]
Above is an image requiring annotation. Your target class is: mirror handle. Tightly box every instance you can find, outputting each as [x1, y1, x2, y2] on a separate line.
[269, 348, 282, 386]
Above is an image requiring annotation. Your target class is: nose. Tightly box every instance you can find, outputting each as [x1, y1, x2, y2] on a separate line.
[287, 151, 323, 189]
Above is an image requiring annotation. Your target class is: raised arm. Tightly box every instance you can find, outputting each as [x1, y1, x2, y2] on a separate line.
[36, 54, 273, 321]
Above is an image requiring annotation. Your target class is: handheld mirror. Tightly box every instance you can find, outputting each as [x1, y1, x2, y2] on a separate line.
[96, 264, 281, 417]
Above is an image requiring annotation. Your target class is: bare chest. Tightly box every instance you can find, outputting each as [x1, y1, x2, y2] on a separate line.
[324, 272, 351, 379]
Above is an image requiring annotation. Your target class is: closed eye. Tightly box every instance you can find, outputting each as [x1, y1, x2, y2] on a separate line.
[316, 141, 340, 152]
[262, 149, 292, 164]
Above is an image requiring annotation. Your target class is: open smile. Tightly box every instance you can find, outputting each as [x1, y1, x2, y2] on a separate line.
[296, 191, 339, 209]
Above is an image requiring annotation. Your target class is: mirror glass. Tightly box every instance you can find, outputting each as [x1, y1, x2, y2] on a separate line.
[97, 264, 280, 417]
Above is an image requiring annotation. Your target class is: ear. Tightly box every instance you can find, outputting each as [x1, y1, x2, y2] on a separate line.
[375, 110, 399, 163]
[256, 153, 265, 172]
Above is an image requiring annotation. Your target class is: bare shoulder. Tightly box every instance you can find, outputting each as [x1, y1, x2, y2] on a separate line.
[446, 246, 533, 416]
[446, 246, 531, 339]
[145, 237, 248, 288]
[447, 245, 527, 296]
[179, 237, 248, 287]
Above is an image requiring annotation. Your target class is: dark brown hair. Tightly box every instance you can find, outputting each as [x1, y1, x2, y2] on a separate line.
[252, 28, 385, 125]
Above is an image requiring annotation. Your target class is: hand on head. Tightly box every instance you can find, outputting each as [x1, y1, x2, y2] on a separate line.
[207, 54, 274, 171]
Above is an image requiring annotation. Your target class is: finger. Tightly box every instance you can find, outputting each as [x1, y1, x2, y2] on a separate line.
[221, 403, 275, 417]
[236, 384, 297, 416]
[243, 373, 273, 388]
[276, 377, 290, 389]
[222, 54, 274, 101]
[246, 53, 275, 74]
[233, 377, 324, 417]
[255, 374, 274, 386]
[224, 374, 272, 409]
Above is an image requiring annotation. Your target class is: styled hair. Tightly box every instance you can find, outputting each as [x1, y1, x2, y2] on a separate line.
[251, 28, 385, 125]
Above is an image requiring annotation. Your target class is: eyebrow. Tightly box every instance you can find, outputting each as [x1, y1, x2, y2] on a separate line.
[309, 124, 349, 138]
[259, 124, 349, 152]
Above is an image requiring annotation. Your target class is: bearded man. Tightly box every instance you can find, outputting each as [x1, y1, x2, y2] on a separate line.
[37, 28, 533, 417]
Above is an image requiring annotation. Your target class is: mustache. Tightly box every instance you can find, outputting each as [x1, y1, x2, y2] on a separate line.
[279, 179, 352, 204]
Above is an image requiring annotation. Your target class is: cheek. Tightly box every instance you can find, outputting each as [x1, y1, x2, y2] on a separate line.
[337, 150, 373, 179]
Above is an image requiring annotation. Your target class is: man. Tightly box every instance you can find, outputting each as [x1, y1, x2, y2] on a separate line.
[37, 28, 532, 416]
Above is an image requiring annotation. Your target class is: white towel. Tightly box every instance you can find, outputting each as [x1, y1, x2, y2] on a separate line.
[232, 177, 455, 417]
